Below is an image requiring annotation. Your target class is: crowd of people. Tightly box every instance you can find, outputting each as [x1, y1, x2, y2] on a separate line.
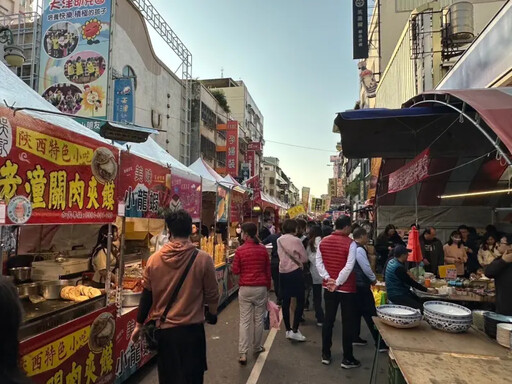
[42, 84, 83, 114]
[4, 211, 512, 384]
[44, 27, 79, 59]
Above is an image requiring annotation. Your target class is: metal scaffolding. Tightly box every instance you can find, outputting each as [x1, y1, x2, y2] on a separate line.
[129, 0, 193, 165]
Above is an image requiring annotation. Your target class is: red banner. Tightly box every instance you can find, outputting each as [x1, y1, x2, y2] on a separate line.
[246, 150, 255, 178]
[19, 306, 117, 384]
[388, 149, 431, 193]
[247, 142, 262, 152]
[226, 121, 239, 176]
[0, 108, 118, 225]
[119, 152, 171, 218]
[114, 309, 154, 383]
[171, 173, 202, 222]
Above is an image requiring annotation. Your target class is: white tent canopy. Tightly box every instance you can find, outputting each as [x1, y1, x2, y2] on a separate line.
[0, 62, 200, 183]
[188, 158, 224, 192]
[221, 174, 247, 194]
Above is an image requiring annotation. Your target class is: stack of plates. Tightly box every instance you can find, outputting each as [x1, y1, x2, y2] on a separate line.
[376, 304, 422, 329]
[496, 323, 512, 348]
[472, 310, 489, 332]
[484, 312, 512, 339]
[423, 301, 472, 333]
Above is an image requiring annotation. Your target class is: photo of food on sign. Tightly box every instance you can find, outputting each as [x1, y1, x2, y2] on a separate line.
[89, 312, 115, 353]
[91, 147, 118, 184]
[43, 21, 79, 59]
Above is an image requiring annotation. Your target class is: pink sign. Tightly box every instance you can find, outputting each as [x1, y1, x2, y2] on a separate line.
[388, 149, 430, 193]
[171, 174, 202, 222]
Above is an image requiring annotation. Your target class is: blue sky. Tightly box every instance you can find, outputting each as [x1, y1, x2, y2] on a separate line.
[148, 0, 359, 197]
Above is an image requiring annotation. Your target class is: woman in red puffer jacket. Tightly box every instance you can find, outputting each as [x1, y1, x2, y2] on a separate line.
[232, 222, 271, 365]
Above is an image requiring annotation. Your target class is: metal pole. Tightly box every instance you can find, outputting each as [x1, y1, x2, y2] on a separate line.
[118, 216, 126, 315]
[105, 223, 112, 296]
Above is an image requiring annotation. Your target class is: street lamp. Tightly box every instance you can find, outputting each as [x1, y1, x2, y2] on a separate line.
[0, 26, 25, 67]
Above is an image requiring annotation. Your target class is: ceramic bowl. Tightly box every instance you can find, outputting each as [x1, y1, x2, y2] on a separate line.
[424, 312, 472, 329]
[378, 313, 422, 329]
[424, 309, 472, 324]
[484, 313, 512, 339]
[423, 301, 472, 320]
[377, 305, 422, 319]
[425, 314, 472, 333]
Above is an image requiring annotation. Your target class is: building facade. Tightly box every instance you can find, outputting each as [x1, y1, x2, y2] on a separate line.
[201, 78, 264, 179]
[262, 157, 299, 206]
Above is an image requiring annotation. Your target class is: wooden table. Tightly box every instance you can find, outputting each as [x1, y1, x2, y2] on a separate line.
[370, 318, 512, 384]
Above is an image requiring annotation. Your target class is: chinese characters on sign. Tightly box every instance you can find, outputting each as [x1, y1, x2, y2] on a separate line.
[0, 110, 117, 224]
[120, 152, 170, 218]
[352, 0, 368, 59]
[388, 149, 430, 193]
[113, 78, 135, 124]
[39, 0, 113, 121]
[226, 121, 239, 176]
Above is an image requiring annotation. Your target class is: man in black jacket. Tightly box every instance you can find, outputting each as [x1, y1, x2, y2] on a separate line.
[419, 227, 444, 276]
[263, 232, 282, 305]
[486, 234, 512, 315]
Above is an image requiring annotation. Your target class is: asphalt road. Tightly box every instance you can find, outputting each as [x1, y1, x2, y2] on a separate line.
[126, 293, 389, 384]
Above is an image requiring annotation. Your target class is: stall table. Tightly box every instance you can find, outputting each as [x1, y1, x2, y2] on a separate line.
[371, 318, 512, 384]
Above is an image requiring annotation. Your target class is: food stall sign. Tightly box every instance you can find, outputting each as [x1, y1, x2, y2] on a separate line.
[19, 306, 117, 383]
[216, 185, 229, 223]
[0, 109, 119, 225]
[388, 149, 431, 193]
[226, 121, 239, 176]
[446, 268, 458, 280]
[287, 205, 306, 219]
[171, 173, 202, 222]
[119, 151, 172, 219]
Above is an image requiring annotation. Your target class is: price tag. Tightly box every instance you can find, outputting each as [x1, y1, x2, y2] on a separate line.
[118, 201, 126, 217]
[0, 200, 6, 224]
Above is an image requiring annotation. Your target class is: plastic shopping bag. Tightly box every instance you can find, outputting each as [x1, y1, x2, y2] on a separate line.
[267, 300, 281, 329]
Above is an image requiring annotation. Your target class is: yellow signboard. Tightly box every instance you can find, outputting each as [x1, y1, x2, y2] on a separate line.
[287, 205, 306, 218]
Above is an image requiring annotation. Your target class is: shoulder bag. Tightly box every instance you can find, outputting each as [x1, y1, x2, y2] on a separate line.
[142, 248, 199, 351]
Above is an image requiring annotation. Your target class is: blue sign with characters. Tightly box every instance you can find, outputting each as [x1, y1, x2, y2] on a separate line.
[113, 77, 135, 124]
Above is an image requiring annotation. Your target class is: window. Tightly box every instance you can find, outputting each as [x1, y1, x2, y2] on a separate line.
[122, 65, 137, 89]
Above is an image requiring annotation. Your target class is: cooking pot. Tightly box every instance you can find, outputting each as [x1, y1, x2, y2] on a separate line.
[122, 290, 141, 307]
[17, 282, 40, 298]
[40, 280, 73, 300]
[9, 267, 32, 283]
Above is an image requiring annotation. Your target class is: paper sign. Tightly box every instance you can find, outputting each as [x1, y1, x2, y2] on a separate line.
[445, 268, 458, 280]
[0, 200, 5, 224]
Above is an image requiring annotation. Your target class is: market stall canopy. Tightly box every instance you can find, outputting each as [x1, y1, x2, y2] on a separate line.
[0, 62, 200, 184]
[189, 158, 223, 192]
[334, 88, 512, 161]
[221, 174, 247, 194]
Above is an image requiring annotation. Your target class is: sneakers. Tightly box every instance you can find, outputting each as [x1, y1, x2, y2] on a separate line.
[316, 322, 323, 327]
[321, 357, 331, 365]
[288, 330, 306, 342]
[341, 358, 361, 369]
[254, 346, 266, 355]
[285, 330, 292, 339]
[239, 354, 247, 366]
[378, 344, 389, 353]
[352, 337, 368, 346]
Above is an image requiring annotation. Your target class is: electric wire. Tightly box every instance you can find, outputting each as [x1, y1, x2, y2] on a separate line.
[264, 139, 337, 153]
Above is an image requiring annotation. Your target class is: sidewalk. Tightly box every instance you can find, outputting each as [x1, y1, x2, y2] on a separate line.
[127, 294, 389, 384]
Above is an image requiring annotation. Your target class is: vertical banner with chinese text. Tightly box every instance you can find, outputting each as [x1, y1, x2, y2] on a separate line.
[352, 0, 368, 59]
[113, 78, 135, 124]
[229, 189, 244, 224]
[0, 109, 118, 225]
[19, 306, 117, 384]
[301, 187, 310, 212]
[39, 0, 112, 122]
[226, 121, 239, 176]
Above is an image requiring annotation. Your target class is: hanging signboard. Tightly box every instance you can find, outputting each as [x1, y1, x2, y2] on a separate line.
[39, 0, 113, 121]
[19, 306, 117, 384]
[0, 109, 118, 225]
[113, 78, 135, 124]
[352, 0, 368, 59]
[216, 186, 229, 223]
[226, 121, 239, 176]
[119, 152, 171, 218]
[245, 150, 255, 178]
[388, 149, 431, 193]
[171, 173, 202, 222]
[301, 187, 310, 212]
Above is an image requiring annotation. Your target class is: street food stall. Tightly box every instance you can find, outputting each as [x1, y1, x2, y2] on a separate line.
[334, 87, 512, 382]
[0, 62, 121, 383]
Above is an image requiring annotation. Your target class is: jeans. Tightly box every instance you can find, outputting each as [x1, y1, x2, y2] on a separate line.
[280, 269, 305, 332]
[322, 290, 357, 360]
[354, 286, 379, 344]
[157, 324, 206, 384]
[238, 286, 268, 354]
[312, 284, 325, 323]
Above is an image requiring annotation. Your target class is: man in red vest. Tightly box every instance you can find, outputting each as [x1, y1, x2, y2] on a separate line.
[316, 215, 359, 369]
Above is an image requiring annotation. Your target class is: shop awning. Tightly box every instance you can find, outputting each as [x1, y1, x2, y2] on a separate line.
[334, 88, 512, 161]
